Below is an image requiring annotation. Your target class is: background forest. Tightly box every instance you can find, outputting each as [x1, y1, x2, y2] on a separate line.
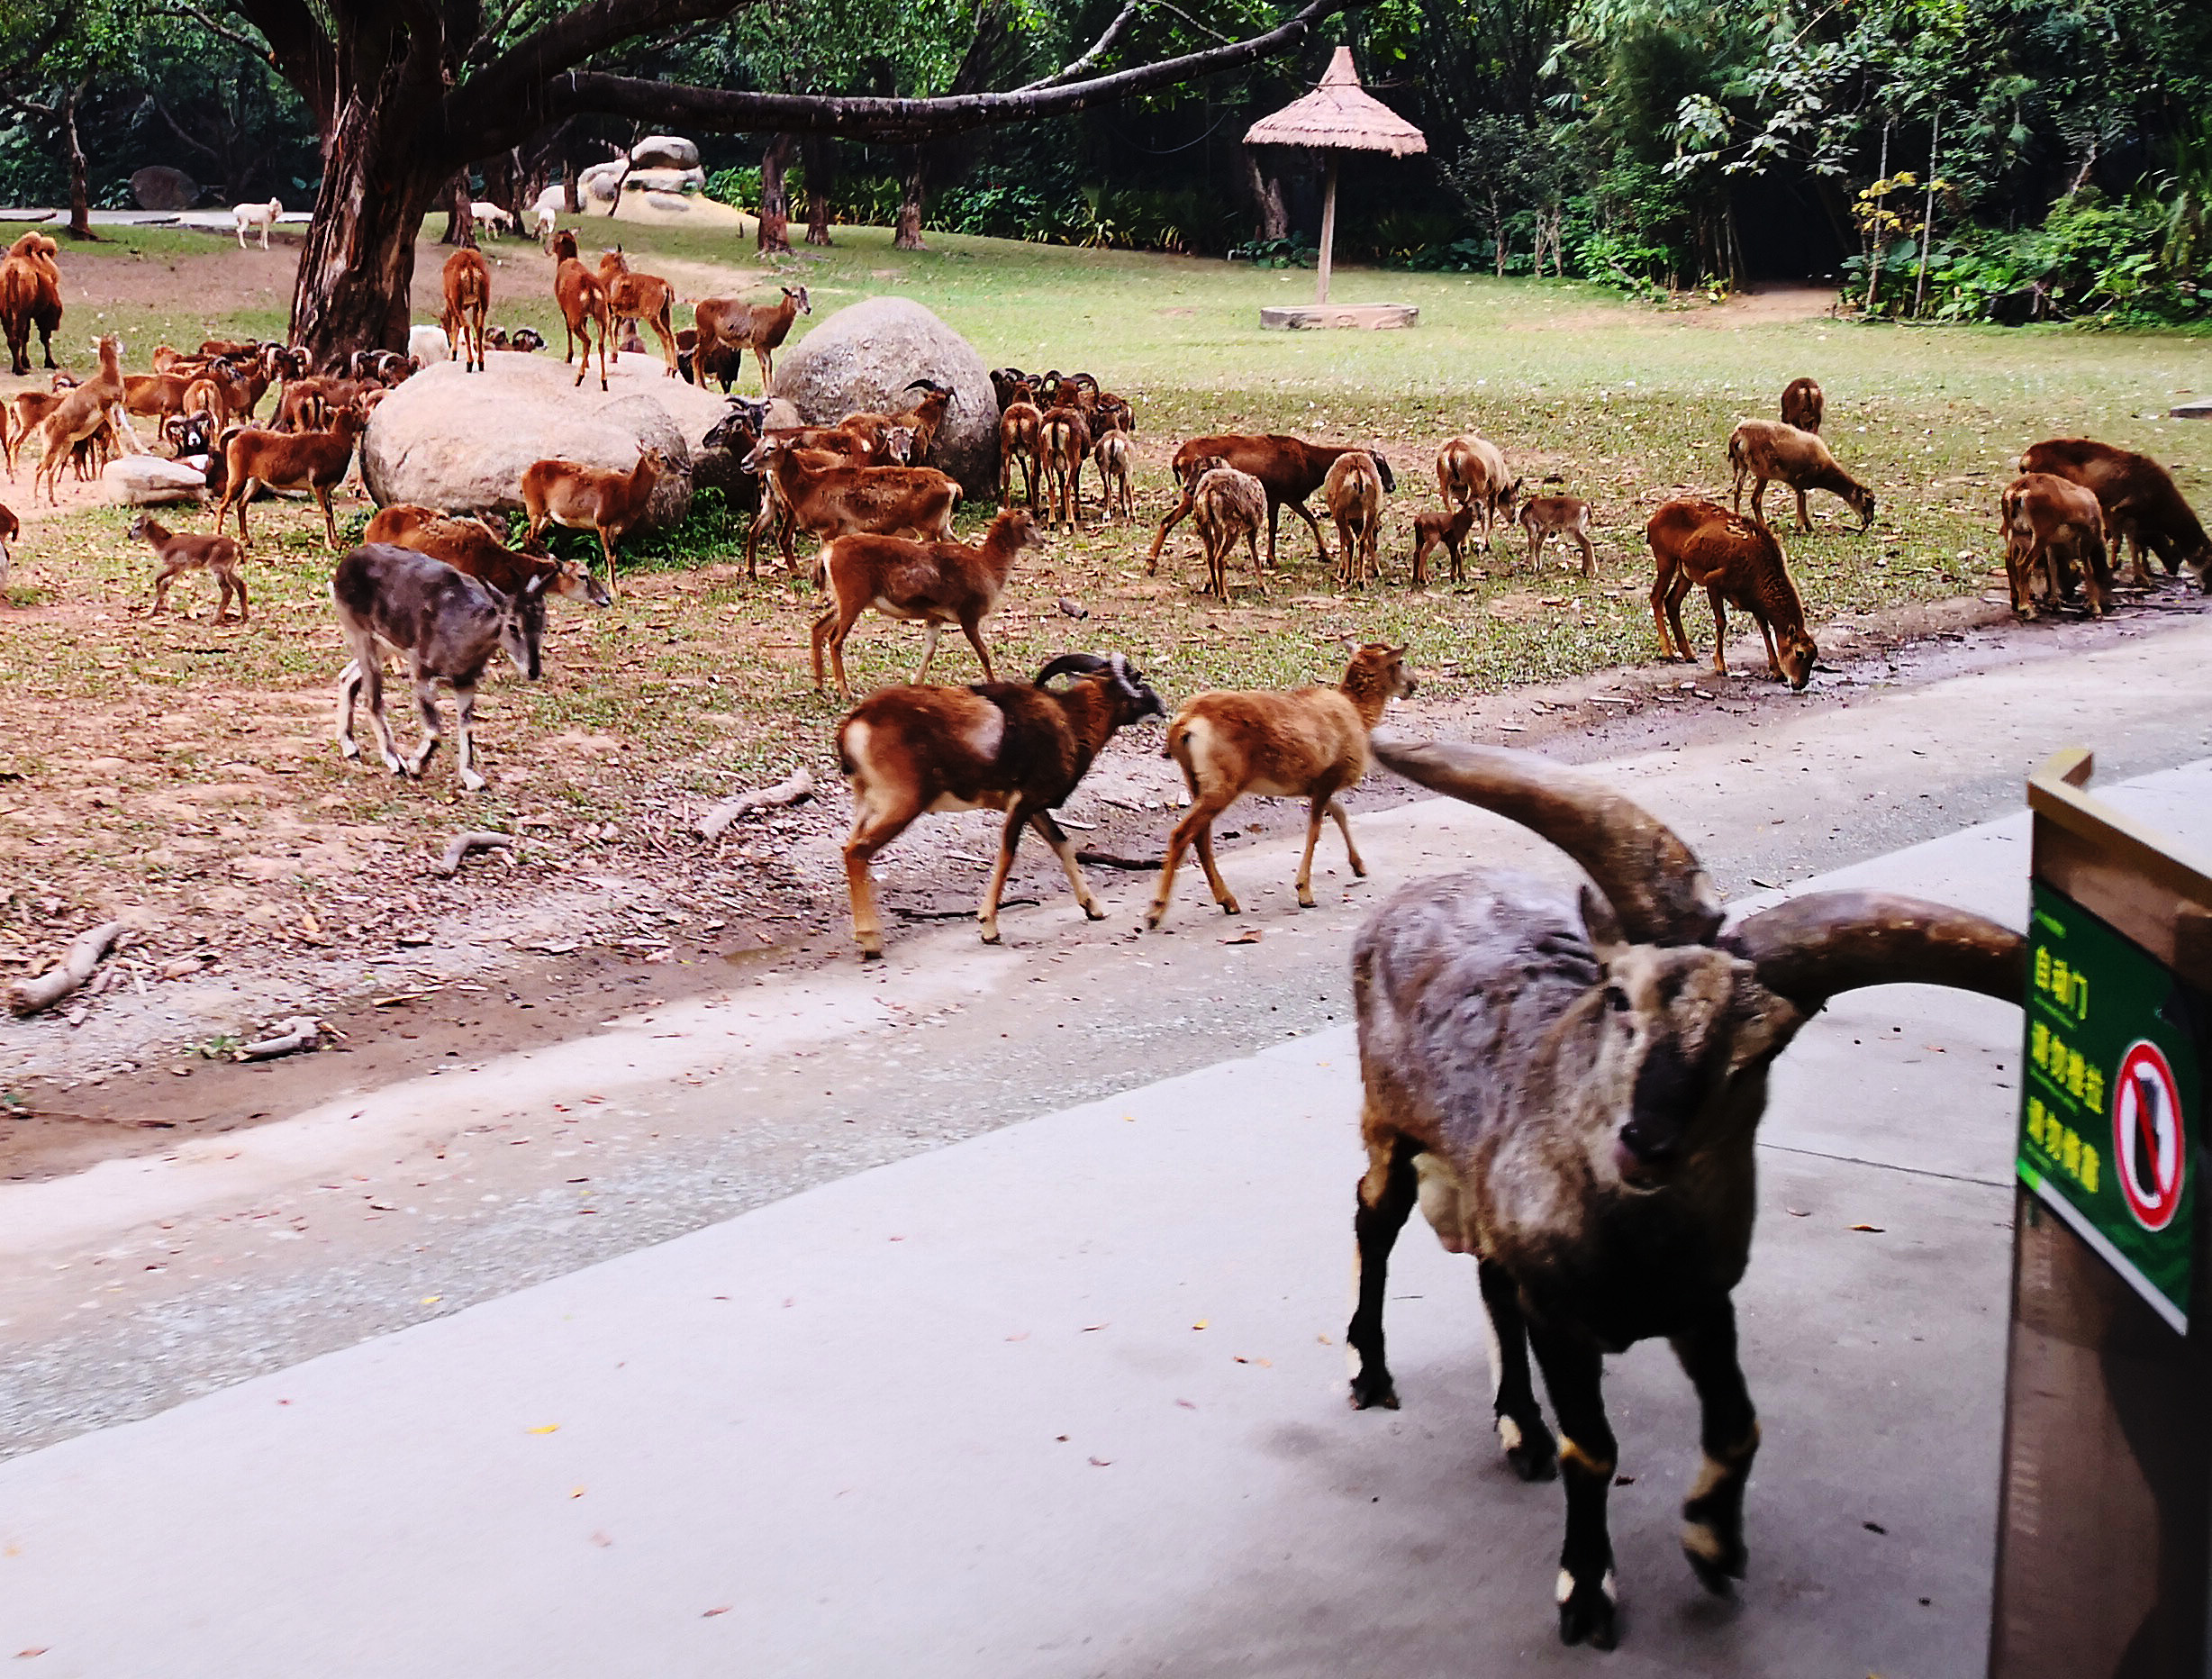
[4, 0, 2208, 323]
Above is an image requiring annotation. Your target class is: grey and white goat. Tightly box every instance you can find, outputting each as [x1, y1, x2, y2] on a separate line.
[331, 543, 548, 794]
[1346, 733, 2021, 1651]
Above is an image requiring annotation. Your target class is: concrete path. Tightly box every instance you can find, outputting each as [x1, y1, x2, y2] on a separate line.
[4, 755, 2204, 1674]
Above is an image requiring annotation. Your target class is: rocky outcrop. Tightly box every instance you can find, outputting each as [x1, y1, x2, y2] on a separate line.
[630, 135, 701, 171]
[359, 354, 744, 531]
[104, 455, 209, 505]
[769, 297, 998, 497]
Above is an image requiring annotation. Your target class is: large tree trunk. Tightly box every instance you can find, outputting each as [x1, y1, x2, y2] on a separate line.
[1237, 146, 1288, 241]
[288, 95, 450, 361]
[757, 133, 793, 254]
[61, 86, 98, 242]
[801, 135, 834, 246]
[894, 148, 929, 250]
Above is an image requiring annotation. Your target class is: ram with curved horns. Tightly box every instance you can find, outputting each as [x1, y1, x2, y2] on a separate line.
[835, 652, 1165, 958]
[1344, 731, 2023, 1651]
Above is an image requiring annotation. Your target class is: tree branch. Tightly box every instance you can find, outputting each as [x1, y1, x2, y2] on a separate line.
[467, 0, 1351, 152]
[1017, 0, 1140, 92]
[458, 0, 757, 130]
[145, 93, 227, 163]
[159, 1, 277, 61]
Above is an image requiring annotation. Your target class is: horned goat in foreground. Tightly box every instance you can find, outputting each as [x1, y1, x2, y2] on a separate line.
[1727, 420, 1875, 532]
[331, 543, 548, 794]
[1346, 731, 2022, 1650]
[1647, 498, 1818, 689]
[811, 507, 1044, 701]
[1147, 642, 1415, 930]
[835, 652, 1165, 958]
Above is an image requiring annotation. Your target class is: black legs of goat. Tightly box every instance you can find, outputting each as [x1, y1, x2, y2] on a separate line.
[1346, 1144, 1760, 1652]
[1673, 1304, 1760, 1593]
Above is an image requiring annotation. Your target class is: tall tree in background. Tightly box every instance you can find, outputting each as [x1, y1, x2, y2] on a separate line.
[197, 0, 1348, 360]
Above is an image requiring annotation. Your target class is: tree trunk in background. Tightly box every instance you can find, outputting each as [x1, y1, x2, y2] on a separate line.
[1237, 146, 1287, 241]
[563, 142, 581, 213]
[440, 172, 476, 246]
[289, 99, 450, 359]
[802, 135, 834, 245]
[757, 133, 793, 253]
[482, 149, 521, 220]
[61, 87, 98, 241]
[893, 149, 929, 250]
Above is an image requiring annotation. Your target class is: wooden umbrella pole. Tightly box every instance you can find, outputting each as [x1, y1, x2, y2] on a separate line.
[1316, 153, 1337, 304]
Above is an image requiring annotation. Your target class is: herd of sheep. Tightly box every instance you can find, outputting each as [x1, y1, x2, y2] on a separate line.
[5, 213, 2207, 1656]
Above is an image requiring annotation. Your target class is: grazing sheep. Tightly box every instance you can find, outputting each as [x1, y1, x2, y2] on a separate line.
[1647, 498, 1818, 689]
[1727, 420, 1875, 532]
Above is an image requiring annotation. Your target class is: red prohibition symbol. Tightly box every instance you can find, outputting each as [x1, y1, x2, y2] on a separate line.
[2113, 1040, 2186, 1232]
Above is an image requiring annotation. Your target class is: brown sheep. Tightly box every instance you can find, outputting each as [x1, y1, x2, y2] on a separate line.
[1410, 504, 1475, 589]
[1518, 495, 1598, 579]
[1647, 497, 1818, 689]
[1436, 434, 1520, 549]
[2018, 437, 2211, 590]
[1147, 642, 1417, 928]
[1190, 459, 1270, 601]
[1727, 420, 1875, 531]
[1779, 377, 1823, 432]
[1324, 450, 1392, 588]
[441, 249, 491, 373]
[0, 231, 60, 377]
[1999, 472, 2112, 618]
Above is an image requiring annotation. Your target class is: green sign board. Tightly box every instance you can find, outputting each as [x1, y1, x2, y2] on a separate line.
[2017, 882, 2201, 1333]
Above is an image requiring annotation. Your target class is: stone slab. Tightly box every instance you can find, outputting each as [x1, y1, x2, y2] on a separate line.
[1259, 302, 1419, 330]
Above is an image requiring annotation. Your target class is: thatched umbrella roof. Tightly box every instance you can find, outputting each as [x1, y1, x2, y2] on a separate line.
[1243, 47, 1427, 158]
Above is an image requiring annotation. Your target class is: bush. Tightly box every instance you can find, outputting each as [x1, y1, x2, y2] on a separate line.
[703, 167, 760, 208]
[1845, 192, 2212, 324]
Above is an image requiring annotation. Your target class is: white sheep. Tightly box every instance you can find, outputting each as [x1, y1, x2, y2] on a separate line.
[231, 197, 283, 250]
[469, 202, 514, 237]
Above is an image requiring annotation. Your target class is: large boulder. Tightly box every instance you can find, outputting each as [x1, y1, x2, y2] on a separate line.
[104, 455, 208, 505]
[360, 354, 744, 531]
[130, 166, 199, 212]
[630, 135, 700, 171]
[625, 166, 706, 195]
[770, 297, 998, 498]
[578, 159, 629, 207]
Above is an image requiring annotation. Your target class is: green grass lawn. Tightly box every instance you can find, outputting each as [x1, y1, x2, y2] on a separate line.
[0, 214, 2206, 967]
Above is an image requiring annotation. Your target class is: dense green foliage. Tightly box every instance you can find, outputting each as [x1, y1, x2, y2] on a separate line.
[5, 0, 2207, 321]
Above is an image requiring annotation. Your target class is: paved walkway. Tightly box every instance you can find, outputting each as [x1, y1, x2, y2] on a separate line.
[1, 762, 2206, 1676]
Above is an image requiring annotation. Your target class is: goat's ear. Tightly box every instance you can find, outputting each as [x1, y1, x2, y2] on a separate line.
[524, 572, 548, 597]
[1723, 988, 1808, 1077]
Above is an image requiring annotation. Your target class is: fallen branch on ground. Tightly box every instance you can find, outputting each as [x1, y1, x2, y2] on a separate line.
[1075, 850, 1162, 870]
[435, 831, 516, 876]
[235, 1016, 322, 1060]
[11, 921, 126, 1017]
[699, 768, 815, 840]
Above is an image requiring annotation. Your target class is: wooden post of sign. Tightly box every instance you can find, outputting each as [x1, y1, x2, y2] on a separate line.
[1989, 747, 2212, 1678]
[1315, 155, 1337, 306]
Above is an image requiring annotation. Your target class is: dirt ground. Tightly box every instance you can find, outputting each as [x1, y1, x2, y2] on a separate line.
[3, 225, 2205, 1184]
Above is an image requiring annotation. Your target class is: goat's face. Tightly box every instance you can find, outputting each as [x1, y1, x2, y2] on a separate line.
[1574, 945, 1800, 1190]
[1846, 483, 1878, 527]
[1107, 654, 1166, 722]
[1346, 641, 1418, 703]
[556, 558, 613, 609]
[1776, 627, 1818, 691]
[512, 328, 545, 352]
[784, 286, 811, 314]
[881, 425, 916, 465]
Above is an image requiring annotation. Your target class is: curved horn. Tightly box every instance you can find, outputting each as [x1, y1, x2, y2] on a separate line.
[1368, 731, 1723, 947]
[1719, 891, 2024, 1012]
[1035, 652, 1108, 686]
